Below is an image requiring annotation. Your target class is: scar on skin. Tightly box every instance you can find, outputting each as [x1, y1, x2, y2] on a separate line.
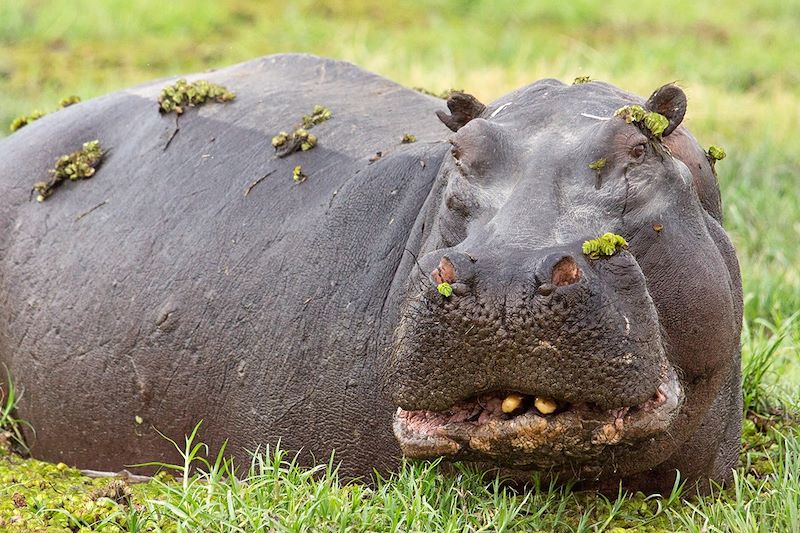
[490, 102, 512, 118]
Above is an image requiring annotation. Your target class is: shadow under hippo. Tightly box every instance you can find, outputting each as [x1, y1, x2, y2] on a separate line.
[0, 54, 742, 494]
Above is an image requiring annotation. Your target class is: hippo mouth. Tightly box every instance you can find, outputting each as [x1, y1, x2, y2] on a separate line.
[393, 364, 683, 470]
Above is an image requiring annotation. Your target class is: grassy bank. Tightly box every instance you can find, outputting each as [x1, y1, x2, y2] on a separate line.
[1, 1, 799, 530]
[0, 412, 797, 531]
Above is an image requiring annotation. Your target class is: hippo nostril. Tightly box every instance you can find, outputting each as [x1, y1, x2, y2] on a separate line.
[551, 256, 582, 287]
[431, 256, 457, 284]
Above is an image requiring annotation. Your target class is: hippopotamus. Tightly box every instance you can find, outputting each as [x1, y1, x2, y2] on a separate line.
[0, 54, 742, 494]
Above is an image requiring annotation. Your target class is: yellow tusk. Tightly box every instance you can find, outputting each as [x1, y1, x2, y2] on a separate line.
[501, 393, 524, 414]
[534, 397, 558, 414]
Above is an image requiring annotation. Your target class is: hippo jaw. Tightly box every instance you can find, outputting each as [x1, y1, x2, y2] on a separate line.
[393, 363, 683, 470]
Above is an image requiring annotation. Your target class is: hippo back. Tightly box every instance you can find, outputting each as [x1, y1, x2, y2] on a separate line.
[0, 54, 450, 473]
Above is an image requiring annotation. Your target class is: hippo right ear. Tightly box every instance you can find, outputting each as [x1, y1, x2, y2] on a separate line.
[436, 92, 487, 132]
[645, 84, 687, 137]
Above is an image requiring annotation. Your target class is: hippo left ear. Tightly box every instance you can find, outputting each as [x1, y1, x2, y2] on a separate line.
[645, 84, 687, 137]
[436, 92, 486, 132]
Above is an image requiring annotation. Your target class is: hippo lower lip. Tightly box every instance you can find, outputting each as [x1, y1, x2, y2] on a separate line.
[393, 363, 683, 469]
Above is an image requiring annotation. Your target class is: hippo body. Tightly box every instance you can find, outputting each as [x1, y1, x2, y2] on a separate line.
[0, 54, 742, 493]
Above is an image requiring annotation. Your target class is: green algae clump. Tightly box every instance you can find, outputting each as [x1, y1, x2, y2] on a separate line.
[301, 105, 333, 129]
[272, 129, 317, 151]
[272, 131, 289, 148]
[582, 232, 628, 259]
[292, 165, 308, 183]
[401, 133, 417, 144]
[158, 79, 235, 115]
[9, 95, 83, 132]
[298, 130, 318, 151]
[437, 282, 453, 298]
[614, 104, 647, 124]
[643, 112, 669, 138]
[588, 158, 606, 170]
[33, 140, 104, 202]
[573, 76, 591, 84]
[614, 105, 669, 138]
[0, 446, 170, 531]
[9, 110, 45, 132]
[58, 95, 81, 108]
[413, 87, 462, 99]
[273, 105, 331, 158]
[707, 145, 726, 161]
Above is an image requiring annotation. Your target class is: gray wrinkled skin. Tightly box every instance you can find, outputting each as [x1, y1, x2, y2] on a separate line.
[0, 54, 741, 495]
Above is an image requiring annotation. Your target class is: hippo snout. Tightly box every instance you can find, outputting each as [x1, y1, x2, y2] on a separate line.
[387, 244, 667, 413]
[385, 243, 677, 468]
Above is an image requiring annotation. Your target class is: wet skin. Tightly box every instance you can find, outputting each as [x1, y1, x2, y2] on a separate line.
[0, 55, 741, 494]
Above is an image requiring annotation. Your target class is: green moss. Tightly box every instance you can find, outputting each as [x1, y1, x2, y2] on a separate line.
[8, 96, 82, 132]
[272, 129, 317, 152]
[413, 87, 462, 99]
[437, 282, 453, 297]
[582, 232, 628, 259]
[272, 131, 289, 148]
[273, 105, 330, 157]
[573, 76, 591, 84]
[614, 104, 647, 124]
[158, 78, 235, 115]
[298, 130, 317, 151]
[643, 112, 669, 138]
[0, 449, 169, 531]
[588, 158, 606, 170]
[301, 105, 332, 128]
[614, 105, 669, 138]
[401, 133, 417, 144]
[9, 110, 45, 132]
[33, 140, 104, 202]
[292, 165, 308, 183]
[58, 95, 81, 108]
[707, 145, 726, 161]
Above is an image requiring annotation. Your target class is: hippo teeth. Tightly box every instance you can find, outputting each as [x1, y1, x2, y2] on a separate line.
[533, 396, 558, 414]
[501, 393, 524, 413]
[500, 393, 559, 415]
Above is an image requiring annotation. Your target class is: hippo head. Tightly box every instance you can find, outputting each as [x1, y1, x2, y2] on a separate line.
[384, 80, 742, 490]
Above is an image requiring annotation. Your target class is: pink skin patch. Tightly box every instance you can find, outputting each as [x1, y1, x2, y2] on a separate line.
[431, 256, 457, 284]
[552, 256, 581, 287]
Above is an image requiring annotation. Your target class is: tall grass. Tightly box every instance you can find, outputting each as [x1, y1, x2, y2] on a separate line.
[742, 313, 799, 415]
[0, 368, 32, 454]
[674, 429, 800, 532]
[30, 420, 795, 532]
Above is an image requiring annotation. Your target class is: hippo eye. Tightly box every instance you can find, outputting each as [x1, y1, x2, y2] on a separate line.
[631, 142, 647, 161]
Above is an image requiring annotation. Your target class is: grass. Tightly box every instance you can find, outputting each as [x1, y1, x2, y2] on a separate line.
[0, 417, 797, 531]
[0, 369, 32, 456]
[0, 0, 799, 531]
[742, 313, 799, 415]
